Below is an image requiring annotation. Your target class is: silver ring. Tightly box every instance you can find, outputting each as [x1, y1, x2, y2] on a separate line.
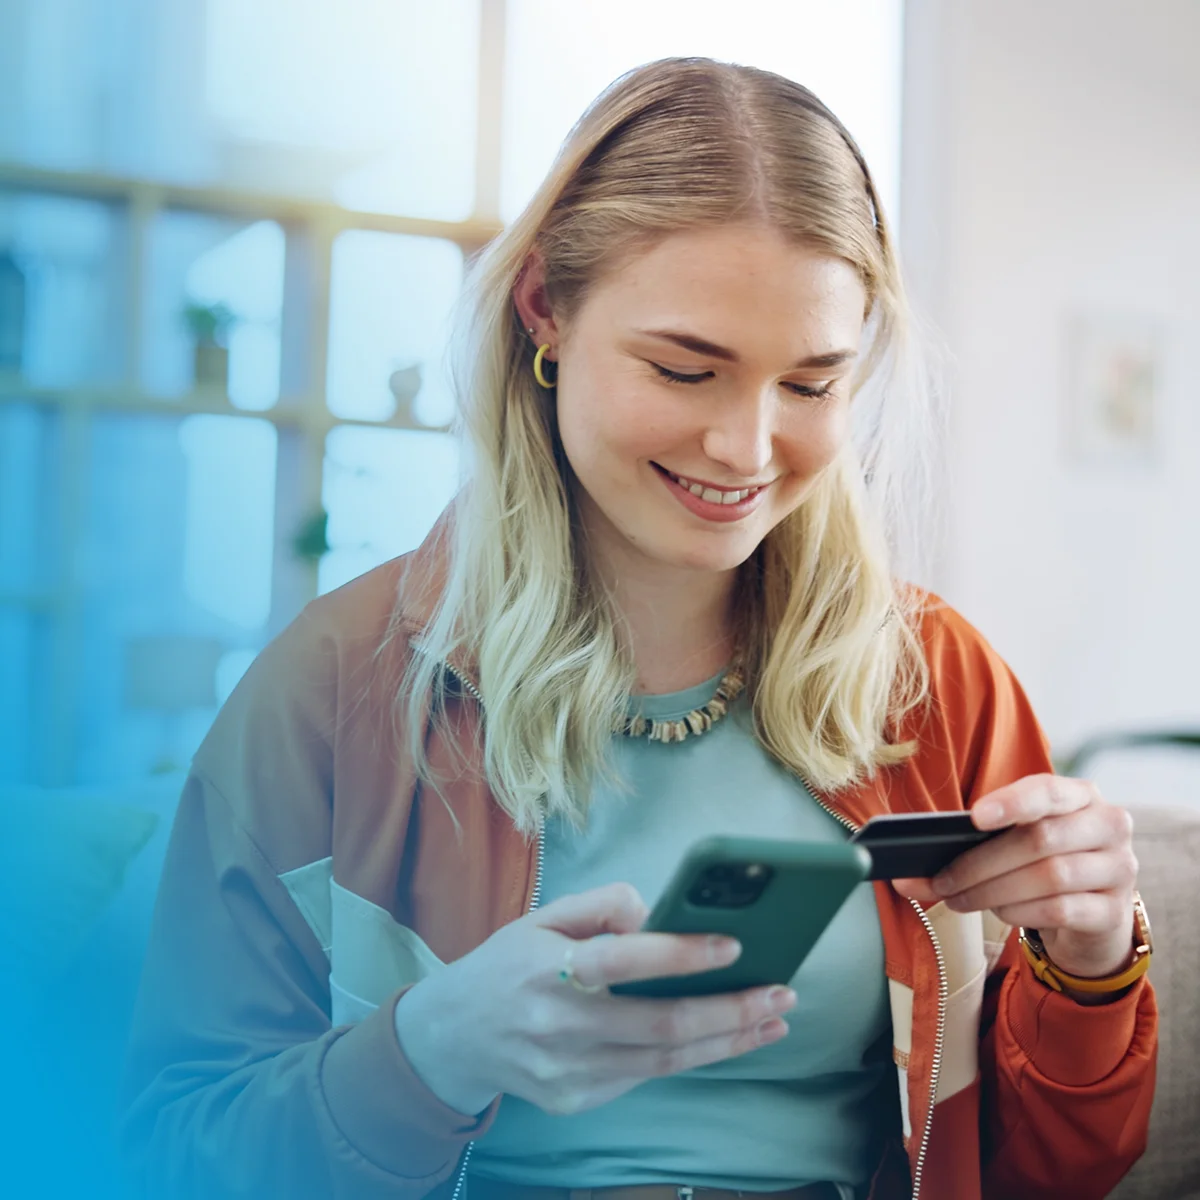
[558, 942, 606, 994]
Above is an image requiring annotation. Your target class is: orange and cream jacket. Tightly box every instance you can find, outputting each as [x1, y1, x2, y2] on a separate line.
[117, 521, 1157, 1200]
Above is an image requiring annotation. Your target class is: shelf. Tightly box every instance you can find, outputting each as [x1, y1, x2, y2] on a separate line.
[0, 383, 454, 434]
[0, 160, 503, 250]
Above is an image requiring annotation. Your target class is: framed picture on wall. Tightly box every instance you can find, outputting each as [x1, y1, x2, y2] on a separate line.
[1064, 313, 1163, 466]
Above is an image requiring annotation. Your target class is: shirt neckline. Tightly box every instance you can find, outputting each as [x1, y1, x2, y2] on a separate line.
[624, 666, 731, 722]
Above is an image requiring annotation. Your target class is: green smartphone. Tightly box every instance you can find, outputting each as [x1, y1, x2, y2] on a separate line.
[609, 835, 872, 998]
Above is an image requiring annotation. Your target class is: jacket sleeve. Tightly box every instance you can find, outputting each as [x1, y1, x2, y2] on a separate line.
[979, 931, 1156, 1198]
[115, 600, 502, 1199]
[924, 602, 1158, 1200]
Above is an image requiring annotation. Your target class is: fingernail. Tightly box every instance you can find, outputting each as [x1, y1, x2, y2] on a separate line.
[768, 986, 797, 1010]
[931, 872, 955, 896]
[709, 936, 742, 963]
[973, 802, 1001, 827]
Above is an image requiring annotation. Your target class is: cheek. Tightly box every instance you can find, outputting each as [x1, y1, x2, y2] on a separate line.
[554, 364, 609, 474]
[557, 367, 672, 474]
[778, 403, 851, 477]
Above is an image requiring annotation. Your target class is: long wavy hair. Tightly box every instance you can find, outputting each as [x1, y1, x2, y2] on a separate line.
[397, 57, 941, 836]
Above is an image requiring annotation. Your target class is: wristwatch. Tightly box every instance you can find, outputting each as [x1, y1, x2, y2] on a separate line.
[1019, 890, 1153, 995]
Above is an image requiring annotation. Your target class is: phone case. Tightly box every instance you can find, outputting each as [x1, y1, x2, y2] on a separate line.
[609, 835, 871, 998]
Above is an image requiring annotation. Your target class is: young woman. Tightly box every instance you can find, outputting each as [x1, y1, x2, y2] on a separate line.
[118, 59, 1157, 1200]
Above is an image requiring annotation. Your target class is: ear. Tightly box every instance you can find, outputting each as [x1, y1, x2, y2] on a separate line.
[513, 248, 559, 356]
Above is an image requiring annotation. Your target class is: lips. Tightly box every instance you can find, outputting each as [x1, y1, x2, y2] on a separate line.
[656, 466, 769, 506]
[652, 463, 772, 523]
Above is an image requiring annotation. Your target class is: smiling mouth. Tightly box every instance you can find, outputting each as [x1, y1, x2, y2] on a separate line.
[653, 464, 770, 506]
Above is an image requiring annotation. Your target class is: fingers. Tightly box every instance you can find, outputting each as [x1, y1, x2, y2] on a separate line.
[991, 889, 1133, 936]
[933, 802, 1129, 898]
[892, 878, 941, 905]
[592, 982, 798, 1048]
[527, 1009, 792, 1116]
[534, 882, 650, 939]
[559, 929, 743, 992]
[970, 774, 1099, 830]
[600, 1010, 792, 1085]
[938, 849, 1138, 916]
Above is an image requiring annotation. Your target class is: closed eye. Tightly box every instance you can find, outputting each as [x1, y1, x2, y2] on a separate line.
[651, 362, 834, 399]
[783, 381, 834, 399]
[652, 363, 713, 385]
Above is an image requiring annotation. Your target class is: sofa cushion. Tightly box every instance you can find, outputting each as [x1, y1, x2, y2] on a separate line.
[0, 772, 186, 1200]
[0, 788, 159, 986]
[1109, 803, 1200, 1199]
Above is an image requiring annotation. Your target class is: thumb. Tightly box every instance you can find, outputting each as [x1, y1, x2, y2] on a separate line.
[892, 877, 942, 907]
[533, 882, 649, 939]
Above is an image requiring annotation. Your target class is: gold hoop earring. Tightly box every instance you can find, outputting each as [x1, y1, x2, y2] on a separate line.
[533, 343, 557, 389]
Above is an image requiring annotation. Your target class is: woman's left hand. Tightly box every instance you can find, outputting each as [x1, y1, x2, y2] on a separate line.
[894, 774, 1139, 982]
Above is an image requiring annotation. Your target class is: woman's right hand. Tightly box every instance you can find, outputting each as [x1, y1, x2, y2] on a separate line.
[392, 881, 797, 1117]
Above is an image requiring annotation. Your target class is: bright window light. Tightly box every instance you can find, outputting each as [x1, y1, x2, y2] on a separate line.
[204, 0, 479, 219]
[502, 0, 904, 229]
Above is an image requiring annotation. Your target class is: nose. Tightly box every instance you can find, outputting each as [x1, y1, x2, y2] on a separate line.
[701, 389, 775, 481]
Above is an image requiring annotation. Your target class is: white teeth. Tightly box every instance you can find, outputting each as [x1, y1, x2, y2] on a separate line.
[668, 469, 760, 504]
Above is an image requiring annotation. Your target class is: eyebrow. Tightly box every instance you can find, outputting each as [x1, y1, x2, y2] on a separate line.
[639, 328, 858, 370]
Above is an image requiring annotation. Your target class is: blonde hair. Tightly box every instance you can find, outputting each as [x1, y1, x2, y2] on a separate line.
[400, 57, 939, 836]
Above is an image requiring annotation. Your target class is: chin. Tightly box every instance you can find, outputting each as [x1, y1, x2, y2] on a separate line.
[645, 529, 763, 574]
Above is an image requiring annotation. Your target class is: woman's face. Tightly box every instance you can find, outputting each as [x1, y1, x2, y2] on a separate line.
[543, 223, 867, 575]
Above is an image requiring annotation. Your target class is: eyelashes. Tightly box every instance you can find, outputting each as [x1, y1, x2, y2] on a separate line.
[652, 364, 714, 385]
[650, 362, 833, 400]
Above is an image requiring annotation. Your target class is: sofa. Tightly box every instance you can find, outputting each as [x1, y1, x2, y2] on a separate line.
[1, 775, 1196, 1199]
[1107, 802, 1200, 1199]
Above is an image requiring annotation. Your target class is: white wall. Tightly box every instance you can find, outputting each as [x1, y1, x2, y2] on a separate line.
[901, 0, 1200, 794]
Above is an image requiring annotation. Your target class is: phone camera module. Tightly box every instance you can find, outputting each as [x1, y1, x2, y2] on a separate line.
[687, 862, 774, 908]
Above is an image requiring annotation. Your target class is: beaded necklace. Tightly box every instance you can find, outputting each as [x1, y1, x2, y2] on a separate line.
[615, 665, 746, 744]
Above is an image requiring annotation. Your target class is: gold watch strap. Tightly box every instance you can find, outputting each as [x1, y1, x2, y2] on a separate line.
[1019, 891, 1153, 995]
[1019, 934, 1150, 993]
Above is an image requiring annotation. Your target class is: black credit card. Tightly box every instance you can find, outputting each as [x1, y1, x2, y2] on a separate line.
[849, 811, 1002, 881]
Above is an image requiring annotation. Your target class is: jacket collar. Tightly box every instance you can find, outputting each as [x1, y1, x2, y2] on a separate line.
[396, 504, 455, 632]
[394, 502, 484, 691]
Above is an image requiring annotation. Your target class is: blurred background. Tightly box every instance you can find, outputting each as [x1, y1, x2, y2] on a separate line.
[0, 0, 906, 787]
[0, 0, 1197, 1194]
[2, 0, 1196, 801]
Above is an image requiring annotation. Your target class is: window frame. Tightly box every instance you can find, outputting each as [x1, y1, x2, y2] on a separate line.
[0, 0, 508, 784]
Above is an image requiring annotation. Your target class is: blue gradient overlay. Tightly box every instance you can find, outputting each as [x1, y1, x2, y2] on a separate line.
[0, 2, 903, 1195]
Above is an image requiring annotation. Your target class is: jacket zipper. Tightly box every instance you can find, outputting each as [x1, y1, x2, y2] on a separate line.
[449, 827, 546, 1200]
[437, 651, 945, 1200]
[904, 892, 949, 1200]
[441, 656, 485, 705]
[797, 774, 947, 1200]
[441, 658, 546, 1200]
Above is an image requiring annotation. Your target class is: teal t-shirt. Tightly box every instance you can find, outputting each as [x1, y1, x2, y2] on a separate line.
[470, 670, 891, 1195]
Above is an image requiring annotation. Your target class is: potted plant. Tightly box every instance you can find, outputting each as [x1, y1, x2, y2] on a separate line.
[182, 301, 237, 391]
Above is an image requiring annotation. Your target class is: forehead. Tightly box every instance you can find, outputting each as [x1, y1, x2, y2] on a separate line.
[584, 223, 868, 352]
